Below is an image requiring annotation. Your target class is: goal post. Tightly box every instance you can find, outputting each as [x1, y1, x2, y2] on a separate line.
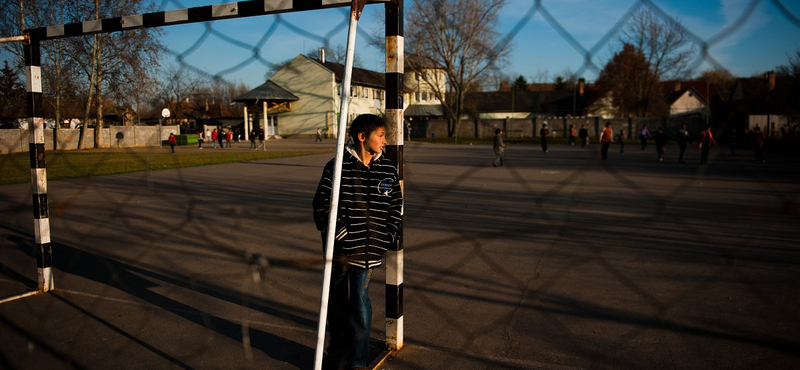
[21, 0, 404, 352]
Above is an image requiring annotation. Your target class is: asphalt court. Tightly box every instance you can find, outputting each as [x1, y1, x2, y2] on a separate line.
[1, 139, 799, 369]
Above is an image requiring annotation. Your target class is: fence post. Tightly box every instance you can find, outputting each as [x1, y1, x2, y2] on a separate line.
[385, 0, 404, 351]
[25, 35, 53, 292]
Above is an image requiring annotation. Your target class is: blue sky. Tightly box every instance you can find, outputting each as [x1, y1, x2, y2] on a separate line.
[159, 0, 800, 88]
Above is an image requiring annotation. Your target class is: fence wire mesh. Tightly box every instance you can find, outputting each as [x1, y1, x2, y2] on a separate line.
[1, 1, 799, 369]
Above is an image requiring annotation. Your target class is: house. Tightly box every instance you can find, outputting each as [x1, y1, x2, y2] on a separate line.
[403, 55, 447, 120]
[661, 80, 716, 117]
[728, 71, 792, 137]
[263, 53, 387, 137]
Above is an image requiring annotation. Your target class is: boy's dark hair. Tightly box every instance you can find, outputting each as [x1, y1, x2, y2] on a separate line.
[349, 114, 386, 143]
[495, 128, 502, 134]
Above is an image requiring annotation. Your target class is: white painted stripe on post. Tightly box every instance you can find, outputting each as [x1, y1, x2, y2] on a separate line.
[212, 3, 239, 18]
[385, 108, 404, 145]
[386, 316, 404, 350]
[47, 25, 65, 38]
[34, 218, 51, 244]
[385, 36, 404, 74]
[165, 9, 189, 23]
[265, 0, 291, 11]
[25, 66, 42, 93]
[30, 118, 45, 143]
[38, 267, 54, 292]
[31, 169, 48, 194]
[386, 250, 403, 285]
[122, 14, 144, 28]
[83, 19, 102, 33]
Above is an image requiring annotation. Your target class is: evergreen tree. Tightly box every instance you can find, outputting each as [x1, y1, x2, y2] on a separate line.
[0, 60, 25, 119]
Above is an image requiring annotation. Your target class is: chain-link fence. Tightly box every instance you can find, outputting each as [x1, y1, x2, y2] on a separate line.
[1, 1, 799, 369]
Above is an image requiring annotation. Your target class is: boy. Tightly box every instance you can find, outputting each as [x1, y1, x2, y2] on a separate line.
[312, 114, 403, 370]
[655, 127, 669, 161]
[492, 128, 506, 167]
[698, 125, 716, 164]
[600, 122, 613, 160]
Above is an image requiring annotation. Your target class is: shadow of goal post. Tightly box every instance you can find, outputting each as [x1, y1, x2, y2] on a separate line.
[21, 0, 404, 351]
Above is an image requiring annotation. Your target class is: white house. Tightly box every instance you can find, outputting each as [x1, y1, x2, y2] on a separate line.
[265, 53, 387, 137]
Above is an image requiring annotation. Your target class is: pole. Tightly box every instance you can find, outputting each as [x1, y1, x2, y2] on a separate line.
[313, 2, 364, 369]
[25, 35, 54, 292]
[384, 0, 404, 351]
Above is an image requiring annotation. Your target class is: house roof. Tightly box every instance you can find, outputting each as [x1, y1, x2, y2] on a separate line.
[405, 104, 445, 117]
[465, 90, 576, 116]
[309, 57, 386, 89]
[233, 80, 299, 102]
[661, 80, 716, 105]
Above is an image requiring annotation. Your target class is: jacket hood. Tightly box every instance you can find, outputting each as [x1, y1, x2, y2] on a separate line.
[345, 143, 383, 165]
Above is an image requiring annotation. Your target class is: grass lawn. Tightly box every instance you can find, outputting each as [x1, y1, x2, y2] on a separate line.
[1, 149, 324, 186]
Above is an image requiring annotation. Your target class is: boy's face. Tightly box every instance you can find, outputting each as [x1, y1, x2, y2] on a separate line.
[359, 126, 387, 154]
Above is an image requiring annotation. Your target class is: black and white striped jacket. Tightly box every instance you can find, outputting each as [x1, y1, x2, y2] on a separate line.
[313, 145, 403, 268]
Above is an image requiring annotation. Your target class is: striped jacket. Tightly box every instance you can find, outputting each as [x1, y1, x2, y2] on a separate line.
[313, 145, 403, 268]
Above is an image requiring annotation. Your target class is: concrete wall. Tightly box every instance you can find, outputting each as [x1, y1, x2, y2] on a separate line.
[0, 125, 179, 153]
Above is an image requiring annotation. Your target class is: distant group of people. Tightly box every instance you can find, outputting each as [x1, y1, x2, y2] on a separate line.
[196, 128, 239, 150]
[493, 122, 770, 165]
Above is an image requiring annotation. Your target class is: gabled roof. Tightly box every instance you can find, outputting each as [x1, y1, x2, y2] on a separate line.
[308, 56, 386, 89]
[233, 80, 299, 102]
[661, 80, 716, 105]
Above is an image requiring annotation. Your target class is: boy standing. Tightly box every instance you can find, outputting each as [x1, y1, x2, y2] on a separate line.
[655, 127, 669, 161]
[492, 128, 506, 167]
[600, 122, 613, 160]
[699, 125, 716, 164]
[313, 114, 403, 370]
[539, 123, 549, 152]
[579, 124, 589, 148]
[677, 124, 691, 163]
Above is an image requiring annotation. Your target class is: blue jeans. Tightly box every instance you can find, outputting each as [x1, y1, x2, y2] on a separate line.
[328, 263, 373, 368]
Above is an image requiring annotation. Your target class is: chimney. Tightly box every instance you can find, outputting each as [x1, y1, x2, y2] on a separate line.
[579, 78, 585, 96]
[674, 81, 682, 92]
[319, 48, 326, 64]
[500, 81, 509, 91]
[766, 71, 776, 91]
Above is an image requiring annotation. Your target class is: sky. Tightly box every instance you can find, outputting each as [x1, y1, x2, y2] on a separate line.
[156, 0, 800, 89]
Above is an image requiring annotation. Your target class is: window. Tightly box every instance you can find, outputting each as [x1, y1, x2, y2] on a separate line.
[361, 87, 368, 98]
[415, 92, 420, 102]
[421, 92, 428, 101]
[350, 86, 357, 97]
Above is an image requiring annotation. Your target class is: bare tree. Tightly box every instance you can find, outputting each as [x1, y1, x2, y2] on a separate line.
[1, 0, 80, 148]
[602, 8, 696, 117]
[623, 9, 695, 81]
[406, 0, 510, 139]
[152, 64, 206, 124]
[67, 0, 160, 148]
